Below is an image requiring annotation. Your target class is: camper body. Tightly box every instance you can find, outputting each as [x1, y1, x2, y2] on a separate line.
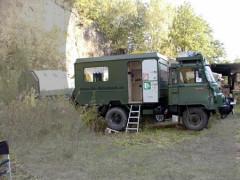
[73, 53, 168, 106]
[73, 53, 228, 131]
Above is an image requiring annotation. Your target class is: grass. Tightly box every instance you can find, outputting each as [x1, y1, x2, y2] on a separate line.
[114, 122, 201, 148]
[0, 94, 239, 179]
[234, 104, 240, 176]
[0, 93, 85, 179]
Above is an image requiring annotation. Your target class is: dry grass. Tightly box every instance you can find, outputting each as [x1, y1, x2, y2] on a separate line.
[0, 93, 85, 179]
[0, 96, 239, 179]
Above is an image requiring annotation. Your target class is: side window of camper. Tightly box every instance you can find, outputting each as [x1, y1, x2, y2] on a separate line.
[84, 67, 109, 82]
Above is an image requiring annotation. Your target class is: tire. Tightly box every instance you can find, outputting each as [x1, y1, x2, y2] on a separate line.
[106, 107, 127, 131]
[182, 107, 209, 131]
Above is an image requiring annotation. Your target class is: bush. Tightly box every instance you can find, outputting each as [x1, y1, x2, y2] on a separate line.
[0, 92, 84, 156]
[80, 105, 107, 132]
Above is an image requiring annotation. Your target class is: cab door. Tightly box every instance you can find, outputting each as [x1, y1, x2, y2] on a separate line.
[178, 67, 210, 106]
[168, 68, 179, 105]
[142, 59, 158, 103]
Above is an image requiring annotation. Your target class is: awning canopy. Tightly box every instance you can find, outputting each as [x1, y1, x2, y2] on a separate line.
[211, 63, 240, 76]
[210, 63, 240, 92]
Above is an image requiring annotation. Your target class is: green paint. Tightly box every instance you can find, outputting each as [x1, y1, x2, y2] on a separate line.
[168, 53, 225, 110]
[73, 52, 225, 112]
[73, 53, 168, 105]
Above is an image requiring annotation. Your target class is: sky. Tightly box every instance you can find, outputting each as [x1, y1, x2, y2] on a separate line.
[170, 0, 240, 61]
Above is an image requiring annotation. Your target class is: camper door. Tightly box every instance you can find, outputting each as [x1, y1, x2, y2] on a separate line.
[142, 59, 159, 103]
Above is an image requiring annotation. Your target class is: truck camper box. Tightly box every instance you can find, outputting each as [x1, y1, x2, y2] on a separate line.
[73, 53, 168, 106]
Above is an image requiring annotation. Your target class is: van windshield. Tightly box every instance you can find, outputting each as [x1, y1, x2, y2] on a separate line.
[205, 66, 216, 83]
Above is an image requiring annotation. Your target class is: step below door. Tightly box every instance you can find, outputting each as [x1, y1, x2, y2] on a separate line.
[142, 59, 158, 103]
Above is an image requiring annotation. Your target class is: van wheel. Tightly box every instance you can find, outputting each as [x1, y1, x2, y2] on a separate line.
[182, 107, 208, 131]
[106, 107, 127, 131]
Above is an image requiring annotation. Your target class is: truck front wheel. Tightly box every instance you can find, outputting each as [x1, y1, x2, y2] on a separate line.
[106, 107, 127, 131]
[182, 107, 209, 131]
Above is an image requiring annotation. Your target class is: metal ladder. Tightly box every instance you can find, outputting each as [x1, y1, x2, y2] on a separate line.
[126, 105, 141, 133]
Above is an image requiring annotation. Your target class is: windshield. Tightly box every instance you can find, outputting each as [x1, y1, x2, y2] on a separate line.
[205, 66, 216, 83]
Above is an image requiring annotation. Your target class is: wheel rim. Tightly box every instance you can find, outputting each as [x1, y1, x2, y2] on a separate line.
[155, 114, 164, 122]
[111, 113, 122, 125]
[188, 114, 201, 126]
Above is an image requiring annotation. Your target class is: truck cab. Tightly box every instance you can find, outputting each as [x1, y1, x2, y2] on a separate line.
[167, 52, 227, 130]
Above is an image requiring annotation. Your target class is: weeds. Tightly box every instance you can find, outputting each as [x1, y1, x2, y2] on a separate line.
[114, 125, 200, 148]
[0, 93, 238, 179]
[79, 106, 106, 132]
[78, 93, 107, 132]
[0, 92, 84, 160]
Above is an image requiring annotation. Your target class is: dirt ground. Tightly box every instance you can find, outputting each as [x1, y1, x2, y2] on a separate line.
[8, 113, 237, 180]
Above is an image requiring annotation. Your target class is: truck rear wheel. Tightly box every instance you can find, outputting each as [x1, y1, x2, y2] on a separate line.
[182, 107, 209, 131]
[106, 107, 127, 131]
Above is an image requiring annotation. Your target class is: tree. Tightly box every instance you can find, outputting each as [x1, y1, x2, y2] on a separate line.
[234, 58, 240, 63]
[74, 1, 226, 60]
[74, 0, 147, 54]
[142, 0, 175, 56]
[74, 0, 176, 54]
[169, 2, 226, 62]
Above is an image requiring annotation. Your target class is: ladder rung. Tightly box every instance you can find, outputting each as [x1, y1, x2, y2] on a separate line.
[126, 128, 138, 130]
[131, 111, 140, 113]
[126, 105, 141, 132]
[128, 122, 138, 125]
[129, 116, 139, 118]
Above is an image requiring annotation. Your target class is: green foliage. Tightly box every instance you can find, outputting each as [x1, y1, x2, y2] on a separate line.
[74, 0, 174, 54]
[75, 0, 144, 53]
[142, 0, 175, 56]
[77, 91, 107, 132]
[80, 106, 107, 132]
[74, 0, 226, 61]
[169, 2, 226, 62]
[234, 58, 240, 63]
[0, 18, 66, 103]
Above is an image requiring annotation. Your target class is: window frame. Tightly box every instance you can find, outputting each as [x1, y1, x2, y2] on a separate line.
[180, 67, 204, 84]
[84, 66, 109, 83]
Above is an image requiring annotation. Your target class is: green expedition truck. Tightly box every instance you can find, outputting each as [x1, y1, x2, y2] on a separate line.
[72, 52, 229, 131]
